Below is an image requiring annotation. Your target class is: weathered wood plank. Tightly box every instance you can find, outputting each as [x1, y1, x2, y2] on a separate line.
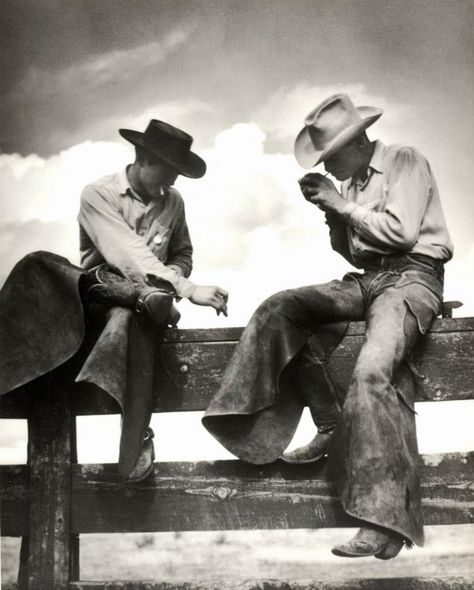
[0, 465, 29, 536]
[27, 377, 74, 589]
[3, 453, 473, 537]
[68, 328, 474, 416]
[73, 316, 474, 414]
[66, 452, 474, 534]
[159, 317, 474, 343]
[327, 328, 474, 402]
[65, 574, 474, 589]
[1, 318, 473, 418]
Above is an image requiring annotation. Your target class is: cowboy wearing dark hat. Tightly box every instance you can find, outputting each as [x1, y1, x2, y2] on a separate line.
[202, 94, 453, 558]
[0, 120, 228, 484]
[80, 119, 227, 314]
[77, 119, 228, 480]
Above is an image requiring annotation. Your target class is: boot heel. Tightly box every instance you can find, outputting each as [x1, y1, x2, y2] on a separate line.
[375, 538, 404, 560]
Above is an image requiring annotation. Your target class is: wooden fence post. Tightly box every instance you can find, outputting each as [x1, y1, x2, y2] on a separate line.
[26, 374, 75, 589]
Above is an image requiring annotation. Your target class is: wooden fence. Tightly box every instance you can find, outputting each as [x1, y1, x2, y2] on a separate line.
[1, 316, 473, 589]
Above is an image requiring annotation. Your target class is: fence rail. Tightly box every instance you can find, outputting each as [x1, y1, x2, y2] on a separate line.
[1, 316, 473, 589]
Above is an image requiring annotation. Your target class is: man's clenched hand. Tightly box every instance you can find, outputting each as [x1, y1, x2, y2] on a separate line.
[298, 173, 347, 215]
[190, 285, 229, 316]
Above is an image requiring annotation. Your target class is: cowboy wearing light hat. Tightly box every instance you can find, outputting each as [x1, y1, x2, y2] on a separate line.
[203, 93, 453, 558]
[78, 119, 229, 481]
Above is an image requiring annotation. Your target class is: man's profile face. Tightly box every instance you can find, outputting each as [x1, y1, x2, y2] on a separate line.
[324, 141, 365, 181]
[139, 157, 179, 199]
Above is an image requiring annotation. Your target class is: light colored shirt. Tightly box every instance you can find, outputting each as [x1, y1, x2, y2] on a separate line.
[340, 140, 453, 263]
[78, 168, 195, 298]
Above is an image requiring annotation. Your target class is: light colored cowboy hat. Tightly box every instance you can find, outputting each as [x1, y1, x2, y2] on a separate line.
[119, 119, 206, 178]
[294, 93, 383, 169]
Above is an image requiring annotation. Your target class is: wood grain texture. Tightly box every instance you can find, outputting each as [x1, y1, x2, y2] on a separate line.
[67, 452, 474, 534]
[69, 317, 474, 415]
[0, 465, 29, 535]
[1, 318, 473, 418]
[2, 319, 473, 588]
[3, 452, 473, 537]
[27, 379, 74, 590]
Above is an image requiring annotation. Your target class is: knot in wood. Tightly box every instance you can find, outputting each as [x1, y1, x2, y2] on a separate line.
[211, 486, 237, 501]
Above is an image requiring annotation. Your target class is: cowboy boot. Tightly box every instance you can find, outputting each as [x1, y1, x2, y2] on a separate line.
[126, 427, 156, 482]
[331, 524, 405, 559]
[281, 335, 343, 464]
[83, 266, 175, 326]
[281, 422, 336, 464]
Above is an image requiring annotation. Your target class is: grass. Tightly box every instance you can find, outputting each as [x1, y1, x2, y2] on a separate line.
[2, 525, 474, 584]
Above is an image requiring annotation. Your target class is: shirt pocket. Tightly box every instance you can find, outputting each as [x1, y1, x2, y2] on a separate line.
[149, 225, 171, 260]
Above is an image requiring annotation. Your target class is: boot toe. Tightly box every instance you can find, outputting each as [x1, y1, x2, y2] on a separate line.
[280, 431, 333, 464]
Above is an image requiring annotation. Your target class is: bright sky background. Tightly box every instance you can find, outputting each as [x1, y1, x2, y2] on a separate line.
[0, 0, 473, 464]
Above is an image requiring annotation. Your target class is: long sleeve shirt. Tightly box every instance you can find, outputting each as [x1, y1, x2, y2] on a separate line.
[78, 168, 195, 298]
[333, 140, 453, 266]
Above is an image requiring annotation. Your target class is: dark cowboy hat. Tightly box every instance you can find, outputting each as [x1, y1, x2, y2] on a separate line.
[119, 119, 206, 178]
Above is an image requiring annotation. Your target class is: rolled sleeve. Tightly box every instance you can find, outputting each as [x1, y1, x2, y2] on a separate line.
[79, 185, 195, 298]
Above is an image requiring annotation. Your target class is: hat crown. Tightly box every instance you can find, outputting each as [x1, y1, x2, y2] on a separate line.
[304, 94, 363, 150]
[119, 119, 206, 178]
[143, 120, 193, 164]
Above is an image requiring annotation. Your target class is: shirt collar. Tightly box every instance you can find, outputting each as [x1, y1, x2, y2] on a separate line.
[117, 166, 171, 204]
[117, 167, 133, 197]
[350, 140, 385, 190]
[117, 166, 149, 203]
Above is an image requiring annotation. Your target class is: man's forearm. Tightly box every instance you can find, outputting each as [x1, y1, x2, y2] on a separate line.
[325, 213, 354, 266]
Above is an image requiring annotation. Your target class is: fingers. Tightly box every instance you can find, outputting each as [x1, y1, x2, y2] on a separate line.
[216, 304, 228, 317]
[216, 287, 229, 302]
[213, 287, 228, 317]
[299, 173, 332, 192]
[300, 184, 321, 202]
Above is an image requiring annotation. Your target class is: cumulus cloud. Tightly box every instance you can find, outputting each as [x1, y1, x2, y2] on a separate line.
[0, 142, 131, 224]
[0, 119, 472, 329]
[0, 122, 351, 327]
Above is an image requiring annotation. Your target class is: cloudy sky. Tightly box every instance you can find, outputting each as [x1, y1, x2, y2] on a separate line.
[1, 1, 473, 463]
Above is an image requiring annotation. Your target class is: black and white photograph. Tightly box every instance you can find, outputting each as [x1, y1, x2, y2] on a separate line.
[1, 1, 473, 588]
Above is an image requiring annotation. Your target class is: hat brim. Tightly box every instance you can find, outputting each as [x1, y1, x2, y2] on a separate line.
[294, 106, 383, 169]
[119, 129, 206, 179]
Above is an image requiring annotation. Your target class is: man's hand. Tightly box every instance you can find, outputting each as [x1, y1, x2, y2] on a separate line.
[298, 173, 347, 215]
[190, 285, 229, 316]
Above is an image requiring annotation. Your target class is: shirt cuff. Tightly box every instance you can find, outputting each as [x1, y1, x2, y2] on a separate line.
[174, 275, 196, 299]
[342, 202, 366, 228]
[168, 264, 185, 277]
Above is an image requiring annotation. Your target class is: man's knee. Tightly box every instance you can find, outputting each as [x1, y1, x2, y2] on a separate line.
[254, 289, 301, 321]
[10, 251, 71, 281]
[17, 250, 54, 269]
